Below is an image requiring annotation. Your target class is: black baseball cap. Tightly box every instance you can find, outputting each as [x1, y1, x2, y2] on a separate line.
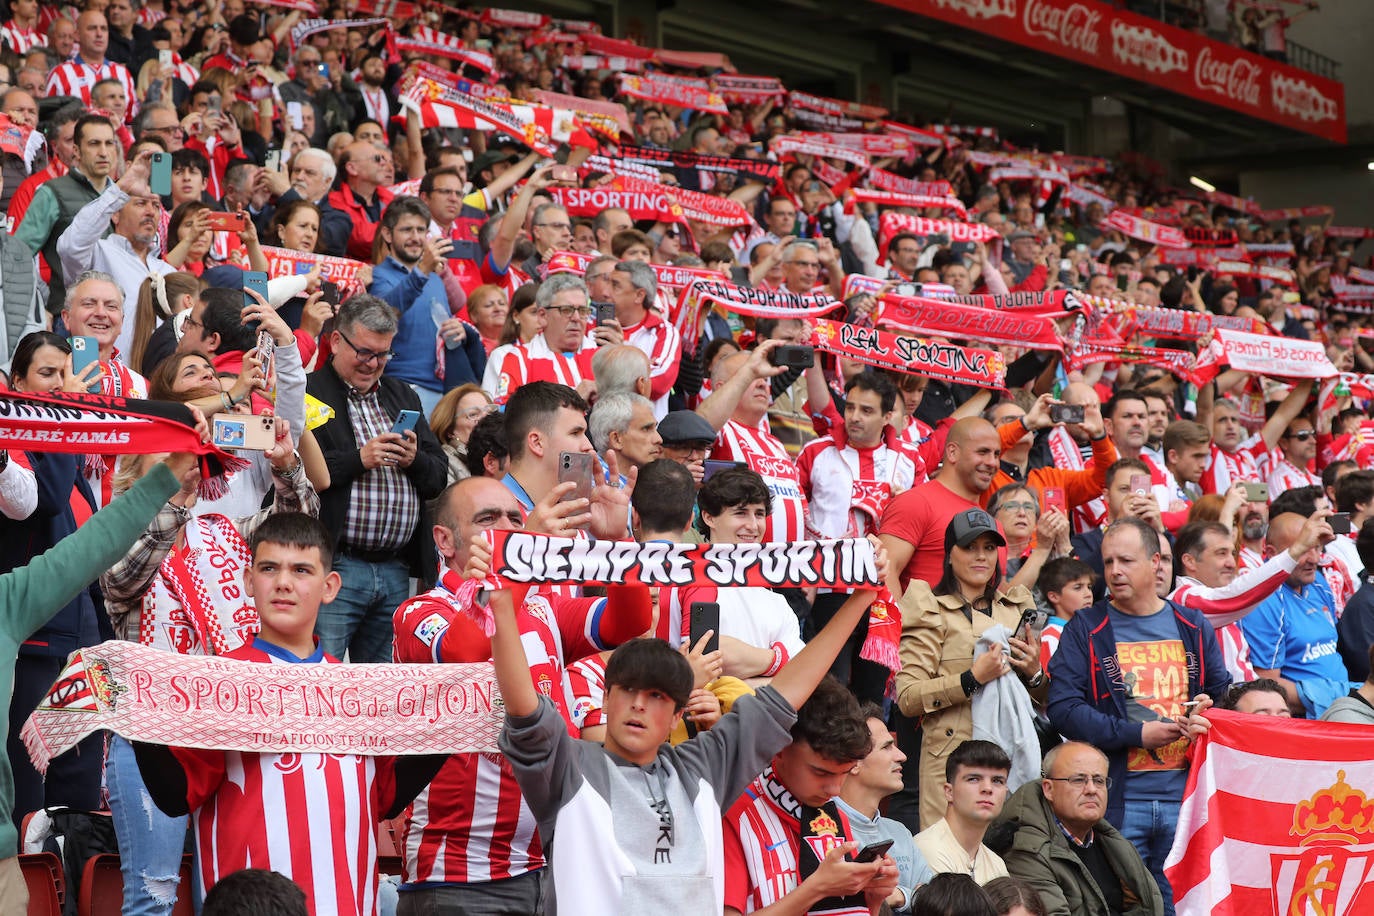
[945, 508, 1006, 550]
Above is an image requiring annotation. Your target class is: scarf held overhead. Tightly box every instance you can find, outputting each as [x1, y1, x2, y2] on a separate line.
[876, 293, 1064, 352]
[22, 641, 503, 772]
[812, 319, 1007, 389]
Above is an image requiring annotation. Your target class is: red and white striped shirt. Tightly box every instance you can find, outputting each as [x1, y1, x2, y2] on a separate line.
[173, 640, 393, 916]
[391, 573, 638, 885]
[711, 419, 806, 544]
[136, 6, 166, 27]
[1200, 435, 1269, 496]
[46, 58, 137, 122]
[621, 310, 681, 419]
[0, 21, 43, 54]
[796, 426, 923, 540]
[171, 52, 200, 89]
[565, 652, 608, 731]
[1267, 455, 1319, 497]
[1168, 551, 1299, 682]
[722, 768, 865, 915]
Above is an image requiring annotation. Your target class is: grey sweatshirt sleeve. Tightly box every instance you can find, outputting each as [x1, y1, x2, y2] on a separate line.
[498, 695, 587, 851]
[674, 685, 798, 808]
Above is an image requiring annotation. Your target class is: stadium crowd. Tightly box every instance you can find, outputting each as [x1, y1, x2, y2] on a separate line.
[0, 1, 1370, 915]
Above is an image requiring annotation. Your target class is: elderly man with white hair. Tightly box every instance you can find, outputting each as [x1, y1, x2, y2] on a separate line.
[590, 344, 652, 401]
[259, 146, 351, 256]
[589, 391, 663, 474]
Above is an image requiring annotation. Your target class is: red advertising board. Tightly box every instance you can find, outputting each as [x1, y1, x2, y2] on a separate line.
[876, 0, 1345, 143]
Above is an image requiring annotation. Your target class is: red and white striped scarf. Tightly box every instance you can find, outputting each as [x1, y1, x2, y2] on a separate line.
[141, 514, 258, 656]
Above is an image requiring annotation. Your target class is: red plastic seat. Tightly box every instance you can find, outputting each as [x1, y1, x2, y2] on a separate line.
[77, 854, 195, 916]
[20, 851, 63, 916]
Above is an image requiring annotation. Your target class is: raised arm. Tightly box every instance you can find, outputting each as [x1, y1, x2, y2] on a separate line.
[1260, 378, 1314, 451]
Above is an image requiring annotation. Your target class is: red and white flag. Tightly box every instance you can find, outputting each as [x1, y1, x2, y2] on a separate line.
[1166, 711, 1374, 916]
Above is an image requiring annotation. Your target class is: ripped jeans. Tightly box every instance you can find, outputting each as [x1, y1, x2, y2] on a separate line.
[106, 735, 187, 915]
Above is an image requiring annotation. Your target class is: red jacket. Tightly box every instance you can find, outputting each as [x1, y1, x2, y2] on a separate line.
[328, 183, 395, 262]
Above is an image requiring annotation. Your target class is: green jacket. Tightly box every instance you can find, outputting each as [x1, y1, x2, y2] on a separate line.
[0, 463, 178, 859]
[998, 781, 1163, 916]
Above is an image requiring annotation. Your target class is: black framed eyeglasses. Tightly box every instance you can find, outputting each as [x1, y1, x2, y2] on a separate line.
[337, 327, 395, 364]
[1285, 430, 1317, 441]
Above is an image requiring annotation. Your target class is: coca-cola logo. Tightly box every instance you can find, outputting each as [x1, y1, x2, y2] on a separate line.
[1193, 46, 1261, 107]
[1023, 0, 1101, 55]
[932, 0, 1015, 20]
[1110, 21, 1187, 74]
[1271, 73, 1338, 123]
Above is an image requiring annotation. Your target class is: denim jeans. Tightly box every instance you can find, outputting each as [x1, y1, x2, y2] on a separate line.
[1120, 798, 1179, 916]
[106, 735, 188, 916]
[316, 554, 411, 662]
[397, 870, 546, 916]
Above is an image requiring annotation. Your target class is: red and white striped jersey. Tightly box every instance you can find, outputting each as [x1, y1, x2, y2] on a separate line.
[170, 52, 199, 89]
[621, 310, 681, 418]
[1200, 435, 1269, 496]
[136, 6, 167, 27]
[390, 575, 638, 885]
[796, 427, 923, 540]
[174, 641, 394, 916]
[722, 768, 864, 915]
[1169, 551, 1298, 682]
[46, 59, 137, 122]
[565, 652, 608, 731]
[711, 419, 806, 544]
[488, 334, 594, 404]
[1039, 618, 1065, 672]
[0, 21, 43, 54]
[1267, 456, 1319, 497]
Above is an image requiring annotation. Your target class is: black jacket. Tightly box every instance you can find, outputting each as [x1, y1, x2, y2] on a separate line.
[305, 361, 448, 585]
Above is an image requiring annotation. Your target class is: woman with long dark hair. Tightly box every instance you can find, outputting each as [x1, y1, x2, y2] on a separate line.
[896, 509, 1046, 829]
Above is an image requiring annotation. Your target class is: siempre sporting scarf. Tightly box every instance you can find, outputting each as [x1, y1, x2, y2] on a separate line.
[143, 514, 257, 656]
[811, 319, 1007, 389]
[616, 72, 728, 114]
[0, 388, 238, 479]
[876, 293, 1064, 352]
[548, 176, 685, 224]
[22, 641, 504, 771]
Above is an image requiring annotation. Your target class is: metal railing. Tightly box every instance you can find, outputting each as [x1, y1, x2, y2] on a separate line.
[1286, 41, 1341, 82]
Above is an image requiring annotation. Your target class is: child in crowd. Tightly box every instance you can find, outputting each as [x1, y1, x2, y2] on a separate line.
[1036, 558, 1097, 672]
[135, 514, 433, 916]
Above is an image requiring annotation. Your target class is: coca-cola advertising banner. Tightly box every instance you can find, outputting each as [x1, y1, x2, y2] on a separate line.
[879, 0, 1345, 143]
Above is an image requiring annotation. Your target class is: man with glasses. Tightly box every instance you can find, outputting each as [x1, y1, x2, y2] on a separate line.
[998, 742, 1163, 916]
[419, 165, 486, 297]
[608, 259, 680, 419]
[779, 238, 844, 299]
[134, 103, 184, 153]
[256, 147, 350, 257]
[306, 295, 448, 662]
[492, 274, 599, 403]
[329, 140, 395, 261]
[886, 231, 923, 283]
[519, 201, 572, 279]
[657, 410, 717, 486]
[1268, 417, 1321, 496]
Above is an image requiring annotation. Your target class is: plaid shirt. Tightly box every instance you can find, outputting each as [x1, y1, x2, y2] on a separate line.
[101, 464, 319, 642]
[342, 386, 421, 552]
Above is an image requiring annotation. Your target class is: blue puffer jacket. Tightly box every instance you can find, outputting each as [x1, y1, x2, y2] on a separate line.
[1046, 598, 1231, 827]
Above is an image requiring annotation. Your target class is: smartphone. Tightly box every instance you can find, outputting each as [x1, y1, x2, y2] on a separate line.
[1330, 512, 1352, 535]
[206, 210, 247, 233]
[1241, 481, 1269, 503]
[1116, 273, 1130, 292]
[852, 839, 895, 864]
[1017, 608, 1045, 637]
[70, 335, 102, 394]
[689, 601, 721, 658]
[1130, 474, 1152, 497]
[265, 149, 282, 173]
[770, 345, 815, 370]
[159, 48, 173, 69]
[390, 409, 420, 436]
[242, 270, 269, 334]
[205, 94, 221, 117]
[256, 329, 275, 391]
[287, 101, 304, 131]
[1042, 486, 1067, 514]
[550, 165, 577, 183]
[211, 413, 275, 450]
[593, 301, 616, 327]
[320, 280, 340, 309]
[702, 458, 745, 484]
[149, 151, 172, 196]
[557, 451, 596, 515]
[1049, 403, 1085, 425]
